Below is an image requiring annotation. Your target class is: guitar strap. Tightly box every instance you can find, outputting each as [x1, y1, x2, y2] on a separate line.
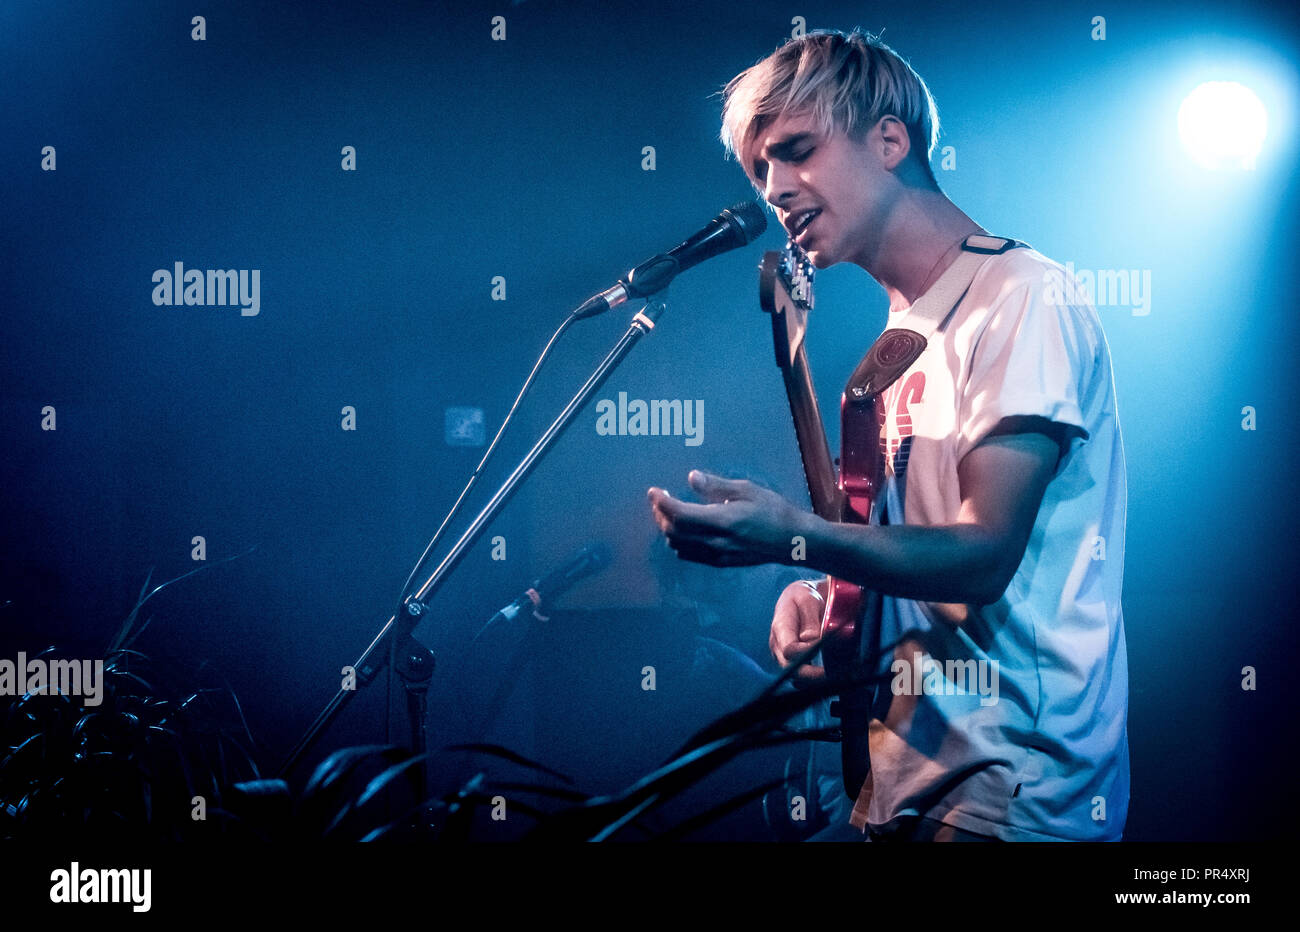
[845, 234, 1025, 401]
[844, 233, 1025, 832]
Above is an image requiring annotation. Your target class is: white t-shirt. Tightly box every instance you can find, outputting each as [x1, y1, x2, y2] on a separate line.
[863, 246, 1129, 841]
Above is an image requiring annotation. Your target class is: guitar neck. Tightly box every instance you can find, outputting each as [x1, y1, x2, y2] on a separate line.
[783, 342, 844, 522]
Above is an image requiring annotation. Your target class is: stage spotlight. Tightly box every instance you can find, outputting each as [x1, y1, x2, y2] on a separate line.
[1177, 81, 1268, 170]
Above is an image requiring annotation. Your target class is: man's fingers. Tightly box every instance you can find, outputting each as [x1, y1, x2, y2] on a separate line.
[648, 487, 697, 533]
[771, 580, 826, 665]
[687, 469, 750, 505]
[798, 600, 824, 642]
[791, 662, 827, 684]
[648, 486, 748, 566]
[785, 637, 822, 664]
[776, 637, 823, 669]
[770, 607, 799, 661]
[769, 624, 794, 664]
[649, 492, 733, 541]
[647, 487, 682, 535]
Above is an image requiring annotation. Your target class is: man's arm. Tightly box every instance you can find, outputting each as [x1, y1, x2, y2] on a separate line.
[805, 427, 1062, 606]
[648, 419, 1066, 612]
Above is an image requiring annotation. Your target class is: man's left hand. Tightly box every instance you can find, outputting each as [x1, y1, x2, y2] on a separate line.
[647, 470, 809, 567]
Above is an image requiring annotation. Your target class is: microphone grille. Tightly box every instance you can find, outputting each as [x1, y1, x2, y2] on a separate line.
[726, 201, 768, 243]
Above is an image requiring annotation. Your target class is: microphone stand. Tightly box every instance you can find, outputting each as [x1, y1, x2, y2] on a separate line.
[277, 295, 671, 811]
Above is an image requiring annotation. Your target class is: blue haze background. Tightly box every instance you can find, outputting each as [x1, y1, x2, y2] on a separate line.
[1, 0, 1297, 840]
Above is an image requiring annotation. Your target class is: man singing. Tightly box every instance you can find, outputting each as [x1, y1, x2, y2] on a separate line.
[648, 29, 1129, 841]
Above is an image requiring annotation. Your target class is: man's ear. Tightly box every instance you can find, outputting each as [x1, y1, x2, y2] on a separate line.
[876, 115, 912, 171]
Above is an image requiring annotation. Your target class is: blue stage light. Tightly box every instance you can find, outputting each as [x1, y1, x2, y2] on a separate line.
[1177, 81, 1268, 170]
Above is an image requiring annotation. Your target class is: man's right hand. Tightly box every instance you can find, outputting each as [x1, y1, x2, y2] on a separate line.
[770, 579, 828, 682]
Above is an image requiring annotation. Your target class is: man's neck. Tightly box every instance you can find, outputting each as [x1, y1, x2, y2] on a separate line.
[855, 188, 984, 313]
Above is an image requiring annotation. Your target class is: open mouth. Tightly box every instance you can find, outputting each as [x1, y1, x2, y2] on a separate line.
[791, 208, 821, 242]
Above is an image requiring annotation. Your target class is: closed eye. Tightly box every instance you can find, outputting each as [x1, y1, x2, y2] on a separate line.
[751, 133, 818, 183]
[753, 150, 813, 183]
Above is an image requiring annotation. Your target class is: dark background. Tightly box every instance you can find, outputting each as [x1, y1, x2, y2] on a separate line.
[2, 0, 1298, 840]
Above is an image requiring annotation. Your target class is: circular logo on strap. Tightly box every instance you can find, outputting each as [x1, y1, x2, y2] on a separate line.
[874, 330, 925, 367]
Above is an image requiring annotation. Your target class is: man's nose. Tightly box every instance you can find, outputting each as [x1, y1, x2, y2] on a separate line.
[763, 161, 799, 208]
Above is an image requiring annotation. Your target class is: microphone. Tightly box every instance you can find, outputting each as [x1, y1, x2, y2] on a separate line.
[489, 543, 613, 624]
[575, 201, 768, 319]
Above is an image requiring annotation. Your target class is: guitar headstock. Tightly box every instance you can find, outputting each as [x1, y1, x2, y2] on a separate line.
[759, 239, 816, 366]
[759, 239, 815, 315]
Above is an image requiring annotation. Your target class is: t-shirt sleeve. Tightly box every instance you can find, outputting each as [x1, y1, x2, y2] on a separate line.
[955, 273, 1099, 466]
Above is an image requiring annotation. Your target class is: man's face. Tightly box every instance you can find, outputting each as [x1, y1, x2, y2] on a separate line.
[741, 109, 893, 270]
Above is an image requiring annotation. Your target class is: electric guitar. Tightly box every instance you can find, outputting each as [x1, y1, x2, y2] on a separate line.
[758, 241, 881, 800]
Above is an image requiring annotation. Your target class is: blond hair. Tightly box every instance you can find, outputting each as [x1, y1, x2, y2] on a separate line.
[719, 29, 941, 185]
